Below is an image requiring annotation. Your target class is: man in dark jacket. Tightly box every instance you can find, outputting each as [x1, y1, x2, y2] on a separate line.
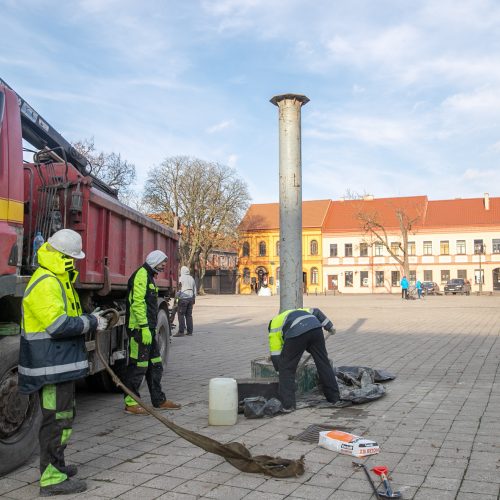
[19, 229, 108, 496]
[268, 307, 346, 412]
[123, 250, 181, 415]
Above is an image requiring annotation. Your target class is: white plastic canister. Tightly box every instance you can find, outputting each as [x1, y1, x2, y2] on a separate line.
[208, 377, 238, 425]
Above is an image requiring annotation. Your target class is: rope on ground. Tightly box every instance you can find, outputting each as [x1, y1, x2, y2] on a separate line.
[95, 310, 305, 478]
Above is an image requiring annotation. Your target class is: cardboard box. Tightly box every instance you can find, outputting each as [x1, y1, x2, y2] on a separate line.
[318, 430, 379, 458]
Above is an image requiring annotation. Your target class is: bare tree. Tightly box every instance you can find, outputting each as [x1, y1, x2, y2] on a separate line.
[143, 156, 251, 292]
[72, 138, 136, 201]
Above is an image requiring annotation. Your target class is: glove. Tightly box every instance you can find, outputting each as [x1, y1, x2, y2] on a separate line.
[271, 355, 280, 373]
[141, 327, 153, 345]
[91, 308, 109, 331]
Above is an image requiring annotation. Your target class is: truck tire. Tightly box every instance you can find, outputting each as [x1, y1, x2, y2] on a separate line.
[0, 336, 42, 475]
[156, 309, 171, 370]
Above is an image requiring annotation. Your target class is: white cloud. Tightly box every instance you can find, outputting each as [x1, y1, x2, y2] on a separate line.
[206, 120, 235, 134]
[227, 154, 238, 168]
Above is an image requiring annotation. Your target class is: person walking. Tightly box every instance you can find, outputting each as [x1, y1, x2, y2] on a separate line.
[416, 279, 423, 299]
[400, 275, 409, 299]
[174, 266, 196, 337]
[268, 307, 348, 412]
[123, 250, 181, 415]
[18, 229, 108, 496]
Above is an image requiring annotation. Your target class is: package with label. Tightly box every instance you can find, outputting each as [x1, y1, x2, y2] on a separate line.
[318, 430, 379, 457]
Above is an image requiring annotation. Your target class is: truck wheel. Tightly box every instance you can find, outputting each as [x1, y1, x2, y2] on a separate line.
[156, 309, 171, 370]
[0, 336, 42, 475]
[86, 359, 127, 394]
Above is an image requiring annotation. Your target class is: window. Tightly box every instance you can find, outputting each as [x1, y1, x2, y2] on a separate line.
[456, 240, 466, 255]
[345, 243, 353, 257]
[359, 242, 368, 257]
[475, 269, 484, 284]
[242, 242, 250, 257]
[391, 271, 400, 286]
[457, 269, 467, 280]
[493, 239, 500, 254]
[424, 270, 433, 281]
[329, 244, 337, 257]
[344, 271, 353, 287]
[441, 270, 450, 283]
[423, 241, 432, 255]
[440, 240, 449, 255]
[310, 240, 318, 256]
[390, 242, 400, 255]
[474, 239, 484, 254]
[408, 241, 415, 256]
[409, 270, 416, 284]
[375, 243, 383, 256]
[243, 268, 250, 284]
[258, 241, 266, 257]
[360, 271, 368, 287]
[275, 241, 280, 256]
[311, 267, 319, 284]
[375, 271, 384, 287]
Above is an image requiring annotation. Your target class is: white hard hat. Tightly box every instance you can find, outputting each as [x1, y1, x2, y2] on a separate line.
[146, 250, 168, 269]
[48, 229, 85, 259]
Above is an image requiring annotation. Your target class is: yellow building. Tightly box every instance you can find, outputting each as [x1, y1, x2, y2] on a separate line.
[238, 200, 331, 295]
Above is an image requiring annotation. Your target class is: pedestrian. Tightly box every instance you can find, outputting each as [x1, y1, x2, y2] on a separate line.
[268, 307, 348, 412]
[174, 266, 196, 337]
[400, 275, 409, 299]
[123, 250, 181, 415]
[416, 279, 423, 299]
[18, 229, 108, 496]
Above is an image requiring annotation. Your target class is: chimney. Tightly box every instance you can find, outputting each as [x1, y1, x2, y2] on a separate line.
[484, 192, 490, 211]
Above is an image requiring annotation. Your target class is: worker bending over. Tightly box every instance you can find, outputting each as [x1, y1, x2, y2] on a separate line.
[19, 229, 108, 496]
[268, 307, 346, 412]
[123, 250, 181, 414]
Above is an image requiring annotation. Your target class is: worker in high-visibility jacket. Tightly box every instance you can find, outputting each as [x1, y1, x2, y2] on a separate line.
[268, 307, 345, 412]
[18, 229, 108, 497]
[123, 250, 181, 415]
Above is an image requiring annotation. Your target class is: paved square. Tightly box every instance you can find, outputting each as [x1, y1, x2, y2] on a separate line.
[1, 294, 499, 499]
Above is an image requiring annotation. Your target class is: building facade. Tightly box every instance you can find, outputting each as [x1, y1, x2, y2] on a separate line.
[239, 194, 500, 295]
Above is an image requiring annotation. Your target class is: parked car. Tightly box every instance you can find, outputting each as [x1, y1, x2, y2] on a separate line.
[421, 281, 440, 295]
[444, 278, 471, 295]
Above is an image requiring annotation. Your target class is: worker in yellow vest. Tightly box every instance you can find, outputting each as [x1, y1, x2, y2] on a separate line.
[19, 229, 108, 496]
[268, 307, 347, 412]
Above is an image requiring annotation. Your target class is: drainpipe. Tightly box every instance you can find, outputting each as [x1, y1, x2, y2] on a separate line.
[270, 93, 309, 312]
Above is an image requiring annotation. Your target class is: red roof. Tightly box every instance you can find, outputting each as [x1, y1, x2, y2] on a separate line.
[426, 197, 500, 228]
[239, 200, 331, 230]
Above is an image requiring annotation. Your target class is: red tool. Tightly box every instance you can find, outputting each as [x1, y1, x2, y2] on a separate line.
[371, 466, 402, 499]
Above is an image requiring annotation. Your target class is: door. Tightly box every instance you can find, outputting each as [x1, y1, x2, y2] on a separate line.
[328, 274, 338, 291]
[493, 268, 500, 290]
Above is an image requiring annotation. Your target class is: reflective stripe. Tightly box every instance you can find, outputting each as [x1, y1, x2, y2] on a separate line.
[18, 360, 88, 376]
[124, 394, 138, 406]
[130, 337, 138, 359]
[269, 327, 282, 333]
[24, 272, 68, 312]
[150, 356, 162, 364]
[270, 350, 282, 355]
[321, 318, 330, 326]
[46, 314, 68, 334]
[290, 314, 315, 329]
[42, 385, 56, 410]
[81, 315, 90, 333]
[24, 274, 52, 298]
[61, 428, 72, 445]
[21, 329, 52, 340]
[56, 410, 73, 420]
[137, 361, 148, 367]
[40, 463, 67, 487]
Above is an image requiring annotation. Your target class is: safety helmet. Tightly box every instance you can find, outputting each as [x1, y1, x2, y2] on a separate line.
[146, 250, 168, 269]
[47, 229, 85, 259]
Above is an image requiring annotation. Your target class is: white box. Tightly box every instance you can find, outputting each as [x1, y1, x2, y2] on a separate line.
[318, 430, 379, 458]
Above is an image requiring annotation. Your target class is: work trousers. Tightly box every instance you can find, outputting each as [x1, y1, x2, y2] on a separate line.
[177, 298, 194, 335]
[124, 329, 166, 407]
[38, 381, 75, 487]
[279, 327, 340, 409]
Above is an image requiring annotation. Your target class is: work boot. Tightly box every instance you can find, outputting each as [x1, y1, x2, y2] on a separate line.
[40, 478, 87, 496]
[186, 332, 192, 336]
[329, 400, 352, 408]
[60, 464, 77, 477]
[173, 332, 184, 337]
[124, 405, 148, 415]
[156, 400, 181, 410]
[280, 406, 295, 414]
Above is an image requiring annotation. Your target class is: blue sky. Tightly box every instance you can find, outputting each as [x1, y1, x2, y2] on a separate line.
[2, 0, 500, 204]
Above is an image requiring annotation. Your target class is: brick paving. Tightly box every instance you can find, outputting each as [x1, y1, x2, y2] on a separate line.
[1, 294, 499, 499]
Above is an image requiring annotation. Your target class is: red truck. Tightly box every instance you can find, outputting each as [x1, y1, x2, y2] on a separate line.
[0, 79, 179, 474]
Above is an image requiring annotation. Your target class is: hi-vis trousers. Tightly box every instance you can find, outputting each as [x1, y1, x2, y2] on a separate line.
[38, 381, 75, 487]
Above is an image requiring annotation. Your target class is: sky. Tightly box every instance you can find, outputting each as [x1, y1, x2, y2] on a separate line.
[2, 0, 500, 204]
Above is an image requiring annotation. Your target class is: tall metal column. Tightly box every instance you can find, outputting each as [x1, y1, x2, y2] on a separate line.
[270, 94, 309, 312]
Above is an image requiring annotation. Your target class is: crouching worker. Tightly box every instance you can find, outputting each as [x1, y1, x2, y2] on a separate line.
[123, 250, 181, 414]
[268, 307, 347, 412]
[18, 229, 109, 496]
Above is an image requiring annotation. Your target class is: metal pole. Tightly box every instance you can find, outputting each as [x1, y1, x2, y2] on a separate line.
[270, 93, 309, 312]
